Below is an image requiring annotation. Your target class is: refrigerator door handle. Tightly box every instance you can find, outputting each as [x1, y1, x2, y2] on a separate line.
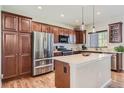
[43, 34, 45, 58]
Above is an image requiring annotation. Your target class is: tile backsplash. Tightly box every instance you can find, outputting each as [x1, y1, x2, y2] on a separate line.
[54, 43, 85, 51]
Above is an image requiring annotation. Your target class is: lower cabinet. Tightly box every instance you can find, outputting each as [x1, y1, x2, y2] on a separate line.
[2, 31, 32, 79]
[54, 52, 62, 56]
[55, 60, 70, 88]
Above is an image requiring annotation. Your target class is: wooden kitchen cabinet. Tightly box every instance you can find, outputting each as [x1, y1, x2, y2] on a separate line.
[18, 33, 31, 75]
[32, 21, 41, 32]
[59, 28, 64, 35]
[53, 26, 59, 43]
[2, 12, 18, 32]
[2, 12, 32, 79]
[41, 24, 50, 33]
[2, 32, 32, 79]
[2, 31, 18, 79]
[68, 29, 76, 44]
[19, 17, 32, 33]
[49, 26, 54, 33]
[55, 60, 70, 88]
[75, 30, 86, 44]
[63, 28, 69, 36]
[54, 52, 62, 56]
[73, 51, 82, 54]
[109, 22, 122, 43]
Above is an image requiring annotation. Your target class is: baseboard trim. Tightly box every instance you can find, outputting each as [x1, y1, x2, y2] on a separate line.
[100, 79, 112, 88]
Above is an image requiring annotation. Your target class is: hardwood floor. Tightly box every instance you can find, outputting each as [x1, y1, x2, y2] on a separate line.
[2, 71, 124, 88]
[2, 72, 55, 88]
[107, 71, 124, 88]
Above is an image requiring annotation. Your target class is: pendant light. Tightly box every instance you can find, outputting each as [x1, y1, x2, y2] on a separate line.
[80, 6, 85, 31]
[92, 5, 95, 33]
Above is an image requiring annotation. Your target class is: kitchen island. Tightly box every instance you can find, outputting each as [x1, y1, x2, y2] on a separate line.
[53, 53, 112, 88]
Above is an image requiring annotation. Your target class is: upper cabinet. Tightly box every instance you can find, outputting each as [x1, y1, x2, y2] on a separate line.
[19, 17, 32, 33]
[49, 26, 53, 33]
[2, 12, 18, 32]
[64, 29, 69, 36]
[53, 26, 59, 43]
[32, 21, 41, 32]
[41, 24, 50, 33]
[75, 30, 86, 44]
[2, 12, 32, 33]
[68, 29, 76, 44]
[59, 28, 64, 35]
[109, 22, 122, 43]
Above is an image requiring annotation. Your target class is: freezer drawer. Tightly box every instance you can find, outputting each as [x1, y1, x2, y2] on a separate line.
[33, 59, 54, 76]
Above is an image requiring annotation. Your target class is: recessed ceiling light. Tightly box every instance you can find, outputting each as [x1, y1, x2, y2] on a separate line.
[38, 6, 42, 10]
[97, 11, 101, 15]
[60, 14, 64, 18]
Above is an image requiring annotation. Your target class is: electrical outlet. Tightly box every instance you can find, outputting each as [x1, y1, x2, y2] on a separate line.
[0, 74, 3, 79]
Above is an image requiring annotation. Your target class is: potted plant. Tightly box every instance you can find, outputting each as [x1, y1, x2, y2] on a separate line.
[114, 45, 124, 52]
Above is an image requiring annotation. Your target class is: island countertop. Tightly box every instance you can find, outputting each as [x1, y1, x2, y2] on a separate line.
[53, 53, 112, 65]
[54, 53, 112, 88]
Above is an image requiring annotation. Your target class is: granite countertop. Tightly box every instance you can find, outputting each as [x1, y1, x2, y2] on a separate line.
[53, 53, 112, 65]
[81, 50, 123, 54]
[53, 49, 123, 54]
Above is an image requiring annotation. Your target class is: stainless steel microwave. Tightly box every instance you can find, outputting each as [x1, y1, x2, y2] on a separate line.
[59, 35, 69, 43]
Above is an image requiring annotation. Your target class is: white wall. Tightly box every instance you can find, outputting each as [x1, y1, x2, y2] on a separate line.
[0, 5, 2, 87]
[86, 16, 124, 70]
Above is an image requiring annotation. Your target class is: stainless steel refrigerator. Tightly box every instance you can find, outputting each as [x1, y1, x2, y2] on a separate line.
[32, 32, 54, 76]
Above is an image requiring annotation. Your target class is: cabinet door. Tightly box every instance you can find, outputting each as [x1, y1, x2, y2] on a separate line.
[79, 31, 84, 43]
[2, 12, 18, 32]
[41, 24, 50, 33]
[64, 29, 69, 36]
[75, 31, 86, 44]
[55, 61, 70, 88]
[32, 22, 41, 32]
[68, 30, 75, 44]
[83, 31, 86, 44]
[19, 17, 32, 33]
[75, 31, 80, 44]
[53, 27, 59, 43]
[49, 26, 53, 33]
[59, 28, 64, 35]
[18, 33, 31, 75]
[3, 32, 18, 79]
[80, 31, 86, 44]
[54, 52, 62, 56]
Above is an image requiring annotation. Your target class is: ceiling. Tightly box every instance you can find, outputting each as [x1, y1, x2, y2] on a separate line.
[2, 5, 124, 28]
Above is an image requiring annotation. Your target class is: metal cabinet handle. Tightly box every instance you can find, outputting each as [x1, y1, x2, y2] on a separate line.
[64, 66, 67, 73]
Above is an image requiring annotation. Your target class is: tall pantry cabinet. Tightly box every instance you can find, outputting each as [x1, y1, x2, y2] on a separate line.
[2, 12, 32, 79]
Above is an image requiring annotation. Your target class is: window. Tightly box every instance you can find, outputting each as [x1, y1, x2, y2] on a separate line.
[89, 31, 107, 48]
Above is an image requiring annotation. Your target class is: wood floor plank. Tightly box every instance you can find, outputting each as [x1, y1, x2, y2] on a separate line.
[2, 71, 124, 88]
